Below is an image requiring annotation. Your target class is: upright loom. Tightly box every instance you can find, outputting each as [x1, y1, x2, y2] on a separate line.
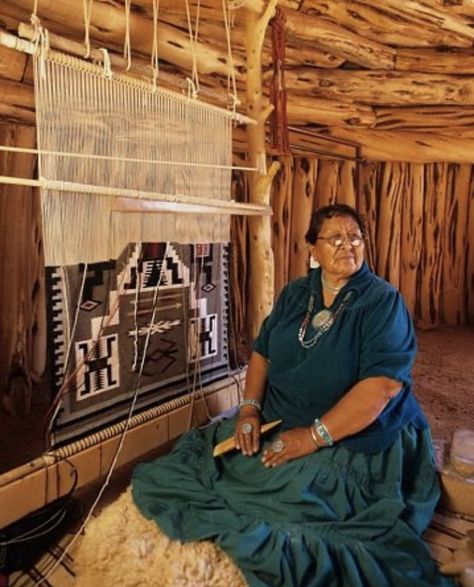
[0, 7, 268, 529]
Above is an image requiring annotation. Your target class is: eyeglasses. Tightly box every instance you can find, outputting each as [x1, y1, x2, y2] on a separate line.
[316, 233, 364, 248]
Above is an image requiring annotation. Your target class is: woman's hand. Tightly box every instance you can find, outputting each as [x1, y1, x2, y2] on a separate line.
[261, 427, 317, 467]
[235, 407, 262, 456]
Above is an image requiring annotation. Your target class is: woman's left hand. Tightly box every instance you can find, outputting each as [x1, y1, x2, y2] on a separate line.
[261, 427, 317, 468]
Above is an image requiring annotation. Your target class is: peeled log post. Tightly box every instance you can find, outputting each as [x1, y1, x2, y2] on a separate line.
[336, 160, 357, 209]
[358, 161, 378, 271]
[400, 164, 424, 317]
[272, 156, 293, 299]
[441, 164, 470, 324]
[314, 160, 340, 210]
[289, 157, 316, 281]
[418, 163, 448, 328]
[244, 2, 279, 340]
[376, 162, 404, 290]
[0, 123, 42, 415]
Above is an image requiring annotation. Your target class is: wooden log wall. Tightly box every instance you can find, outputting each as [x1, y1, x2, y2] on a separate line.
[231, 157, 474, 353]
[0, 123, 45, 415]
[2, 0, 474, 393]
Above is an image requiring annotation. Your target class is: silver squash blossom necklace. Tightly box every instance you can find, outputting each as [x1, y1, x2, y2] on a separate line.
[298, 289, 353, 349]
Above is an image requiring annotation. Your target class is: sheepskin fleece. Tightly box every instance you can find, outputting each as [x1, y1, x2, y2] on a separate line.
[73, 488, 247, 587]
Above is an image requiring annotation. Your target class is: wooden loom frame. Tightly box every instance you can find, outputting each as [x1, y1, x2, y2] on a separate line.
[0, 25, 259, 528]
[0, 29, 270, 219]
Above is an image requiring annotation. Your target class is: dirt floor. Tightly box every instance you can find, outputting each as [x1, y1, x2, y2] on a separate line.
[0, 325, 472, 474]
[413, 325, 474, 445]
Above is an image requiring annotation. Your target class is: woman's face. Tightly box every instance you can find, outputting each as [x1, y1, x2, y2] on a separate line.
[310, 215, 364, 281]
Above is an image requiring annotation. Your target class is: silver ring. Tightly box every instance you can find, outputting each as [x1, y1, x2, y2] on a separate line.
[242, 422, 253, 435]
[271, 439, 285, 453]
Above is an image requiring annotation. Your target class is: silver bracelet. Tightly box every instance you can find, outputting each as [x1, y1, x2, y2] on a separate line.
[313, 418, 334, 447]
[239, 398, 262, 412]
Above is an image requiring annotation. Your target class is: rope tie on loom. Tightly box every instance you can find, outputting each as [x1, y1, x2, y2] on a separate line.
[124, 0, 132, 71]
[99, 47, 113, 78]
[132, 244, 143, 371]
[82, 0, 93, 58]
[184, 0, 200, 99]
[150, 0, 160, 90]
[222, 0, 241, 117]
[30, 0, 50, 82]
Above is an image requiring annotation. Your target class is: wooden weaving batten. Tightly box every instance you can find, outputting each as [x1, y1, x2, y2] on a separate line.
[213, 419, 283, 457]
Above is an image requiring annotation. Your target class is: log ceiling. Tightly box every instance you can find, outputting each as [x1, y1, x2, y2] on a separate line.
[1, 0, 474, 161]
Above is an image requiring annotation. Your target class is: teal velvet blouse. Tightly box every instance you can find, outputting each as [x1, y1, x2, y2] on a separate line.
[253, 262, 428, 453]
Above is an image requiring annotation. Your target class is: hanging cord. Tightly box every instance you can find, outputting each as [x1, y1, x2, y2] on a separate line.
[269, 7, 290, 154]
[33, 355, 149, 586]
[184, 0, 200, 99]
[1, 460, 78, 566]
[222, 0, 241, 116]
[225, 244, 245, 400]
[186, 246, 212, 431]
[150, 0, 160, 89]
[132, 243, 143, 372]
[33, 246, 171, 587]
[123, 0, 132, 71]
[47, 263, 89, 430]
[62, 264, 88, 377]
[44, 257, 121, 442]
[30, 0, 41, 41]
[186, 249, 203, 430]
[83, 0, 93, 58]
[135, 242, 171, 378]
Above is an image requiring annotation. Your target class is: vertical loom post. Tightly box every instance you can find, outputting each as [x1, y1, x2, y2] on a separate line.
[244, 2, 280, 340]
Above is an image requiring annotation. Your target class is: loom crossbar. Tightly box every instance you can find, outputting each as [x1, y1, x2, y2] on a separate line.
[0, 175, 271, 216]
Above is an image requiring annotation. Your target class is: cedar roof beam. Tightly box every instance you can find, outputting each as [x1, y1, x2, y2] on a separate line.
[285, 69, 474, 106]
[328, 128, 474, 163]
[285, 10, 395, 70]
[294, 0, 474, 48]
[374, 105, 474, 132]
[396, 48, 474, 74]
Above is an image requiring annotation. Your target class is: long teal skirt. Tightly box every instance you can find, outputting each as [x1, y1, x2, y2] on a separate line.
[132, 417, 454, 587]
